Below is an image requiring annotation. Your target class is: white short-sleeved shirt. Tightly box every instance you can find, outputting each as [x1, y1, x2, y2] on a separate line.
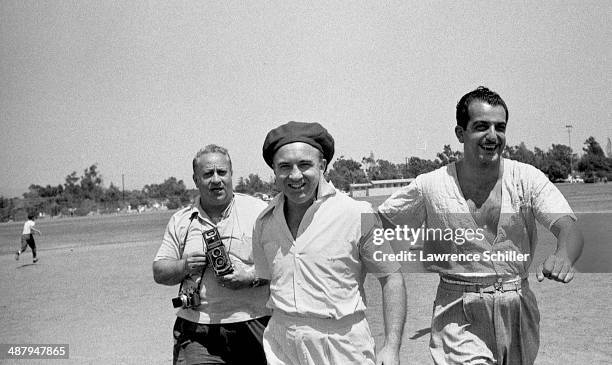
[378, 159, 576, 280]
[154, 193, 271, 324]
[22, 220, 35, 235]
[252, 177, 400, 320]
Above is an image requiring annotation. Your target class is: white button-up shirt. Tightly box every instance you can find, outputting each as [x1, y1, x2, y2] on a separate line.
[155, 193, 270, 324]
[378, 159, 576, 281]
[253, 178, 399, 320]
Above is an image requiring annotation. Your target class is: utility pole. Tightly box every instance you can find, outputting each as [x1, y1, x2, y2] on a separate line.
[565, 124, 573, 176]
[122, 173, 125, 205]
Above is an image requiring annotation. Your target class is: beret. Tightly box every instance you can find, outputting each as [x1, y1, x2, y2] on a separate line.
[263, 121, 335, 168]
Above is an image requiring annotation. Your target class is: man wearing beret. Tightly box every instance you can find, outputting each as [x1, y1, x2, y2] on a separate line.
[252, 121, 406, 365]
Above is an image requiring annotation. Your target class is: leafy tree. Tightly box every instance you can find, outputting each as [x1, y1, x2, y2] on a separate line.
[437, 145, 463, 166]
[21, 185, 47, 214]
[235, 174, 271, 195]
[267, 175, 280, 196]
[548, 144, 573, 176]
[101, 183, 122, 210]
[24, 184, 64, 198]
[367, 159, 402, 180]
[505, 143, 574, 181]
[406, 157, 438, 178]
[80, 164, 104, 201]
[128, 189, 148, 209]
[578, 137, 612, 179]
[144, 177, 190, 208]
[246, 174, 268, 193]
[532, 147, 547, 172]
[64, 171, 81, 202]
[0, 196, 15, 221]
[503, 142, 536, 166]
[326, 156, 367, 191]
[546, 161, 569, 181]
[583, 136, 605, 157]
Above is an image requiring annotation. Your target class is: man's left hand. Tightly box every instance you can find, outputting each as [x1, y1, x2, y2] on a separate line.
[376, 345, 399, 365]
[536, 251, 575, 283]
[216, 264, 254, 290]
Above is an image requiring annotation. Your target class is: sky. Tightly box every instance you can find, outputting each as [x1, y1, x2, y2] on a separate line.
[1, 1, 610, 198]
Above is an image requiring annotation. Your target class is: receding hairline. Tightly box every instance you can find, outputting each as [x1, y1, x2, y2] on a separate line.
[192, 144, 233, 173]
[467, 100, 508, 119]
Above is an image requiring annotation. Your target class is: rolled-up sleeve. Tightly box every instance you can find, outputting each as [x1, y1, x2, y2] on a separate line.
[378, 178, 426, 227]
[528, 167, 576, 230]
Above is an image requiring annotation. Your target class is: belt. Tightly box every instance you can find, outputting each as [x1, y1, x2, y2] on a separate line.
[439, 277, 528, 293]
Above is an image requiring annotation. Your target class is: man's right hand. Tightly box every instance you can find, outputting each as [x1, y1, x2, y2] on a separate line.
[536, 252, 575, 283]
[184, 252, 208, 277]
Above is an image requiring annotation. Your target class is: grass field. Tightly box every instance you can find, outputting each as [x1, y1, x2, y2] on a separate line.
[1, 183, 611, 364]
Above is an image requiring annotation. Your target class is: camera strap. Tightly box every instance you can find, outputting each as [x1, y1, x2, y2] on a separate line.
[177, 211, 206, 299]
[178, 211, 199, 259]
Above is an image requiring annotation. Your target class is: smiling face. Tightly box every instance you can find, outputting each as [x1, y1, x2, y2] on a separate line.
[272, 142, 327, 209]
[455, 100, 507, 167]
[192, 152, 233, 210]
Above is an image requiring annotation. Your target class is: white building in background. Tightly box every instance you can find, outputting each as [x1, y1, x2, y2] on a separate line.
[349, 178, 414, 198]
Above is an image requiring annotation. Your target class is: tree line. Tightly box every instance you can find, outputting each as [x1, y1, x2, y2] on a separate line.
[1, 136, 610, 222]
[0, 165, 194, 222]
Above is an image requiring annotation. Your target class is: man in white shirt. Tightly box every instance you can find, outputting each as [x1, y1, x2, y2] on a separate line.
[378, 87, 584, 365]
[15, 213, 41, 263]
[253, 121, 406, 365]
[153, 144, 271, 365]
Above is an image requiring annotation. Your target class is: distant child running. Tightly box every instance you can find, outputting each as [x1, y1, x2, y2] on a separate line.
[15, 214, 41, 263]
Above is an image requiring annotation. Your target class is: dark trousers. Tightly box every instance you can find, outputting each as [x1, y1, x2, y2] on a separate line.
[20, 234, 37, 258]
[173, 316, 270, 365]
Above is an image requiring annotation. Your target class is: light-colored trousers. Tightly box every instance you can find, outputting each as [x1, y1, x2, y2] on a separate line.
[263, 311, 376, 365]
[430, 280, 540, 365]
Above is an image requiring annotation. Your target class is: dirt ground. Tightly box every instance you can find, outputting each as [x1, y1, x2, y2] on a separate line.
[1, 183, 611, 364]
[1, 239, 611, 364]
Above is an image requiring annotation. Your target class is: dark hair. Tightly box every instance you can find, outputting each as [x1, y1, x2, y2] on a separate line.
[456, 86, 508, 129]
[27, 213, 35, 220]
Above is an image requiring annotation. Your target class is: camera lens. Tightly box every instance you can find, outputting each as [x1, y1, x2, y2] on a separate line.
[172, 294, 188, 308]
[172, 297, 183, 308]
[212, 248, 222, 257]
[215, 257, 226, 266]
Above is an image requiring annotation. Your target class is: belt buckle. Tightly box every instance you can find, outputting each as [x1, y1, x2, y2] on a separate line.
[494, 282, 504, 292]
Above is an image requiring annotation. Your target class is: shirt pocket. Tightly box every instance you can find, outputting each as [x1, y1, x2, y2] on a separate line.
[228, 233, 253, 263]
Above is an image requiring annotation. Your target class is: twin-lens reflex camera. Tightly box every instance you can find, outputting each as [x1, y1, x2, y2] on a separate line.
[172, 227, 233, 308]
